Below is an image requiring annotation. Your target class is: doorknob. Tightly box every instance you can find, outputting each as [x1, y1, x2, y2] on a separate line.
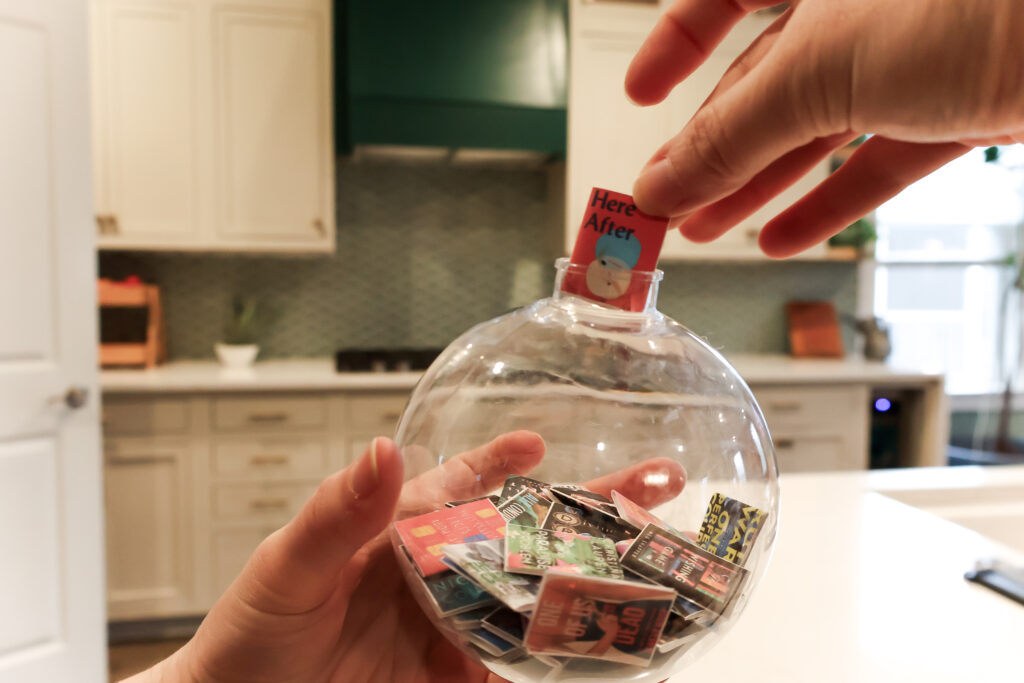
[57, 386, 89, 409]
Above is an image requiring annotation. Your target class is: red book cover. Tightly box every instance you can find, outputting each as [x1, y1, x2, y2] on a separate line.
[394, 499, 506, 576]
[562, 188, 668, 312]
[524, 573, 674, 666]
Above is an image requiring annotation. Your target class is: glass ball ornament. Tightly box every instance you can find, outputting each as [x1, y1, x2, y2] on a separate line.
[391, 259, 780, 682]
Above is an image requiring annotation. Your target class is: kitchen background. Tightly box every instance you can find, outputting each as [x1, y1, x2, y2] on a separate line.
[83, 0, 1023, 679]
[99, 160, 858, 358]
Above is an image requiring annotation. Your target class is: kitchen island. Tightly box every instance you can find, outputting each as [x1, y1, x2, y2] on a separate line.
[679, 466, 1024, 683]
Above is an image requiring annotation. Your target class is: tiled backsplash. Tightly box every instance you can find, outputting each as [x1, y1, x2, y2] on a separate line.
[100, 160, 858, 359]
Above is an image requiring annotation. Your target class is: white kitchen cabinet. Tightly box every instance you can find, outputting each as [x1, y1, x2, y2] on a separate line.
[212, 5, 333, 247]
[566, 2, 829, 260]
[753, 384, 870, 473]
[90, 0, 203, 247]
[104, 438, 196, 619]
[90, 0, 335, 253]
[210, 526, 278, 598]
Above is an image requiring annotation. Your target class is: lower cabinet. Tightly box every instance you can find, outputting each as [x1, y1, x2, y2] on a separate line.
[210, 525, 282, 598]
[104, 438, 195, 619]
[102, 380, 875, 619]
[102, 389, 409, 619]
[753, 385, 870, 473]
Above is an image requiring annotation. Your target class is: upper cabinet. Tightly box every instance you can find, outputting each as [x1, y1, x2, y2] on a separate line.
[566, 1, 831, 261]
[343, 0, 568, 154]
[90, 0, 335, 253]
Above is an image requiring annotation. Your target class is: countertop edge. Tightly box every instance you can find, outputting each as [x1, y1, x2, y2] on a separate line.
[100, 356, 944, 394]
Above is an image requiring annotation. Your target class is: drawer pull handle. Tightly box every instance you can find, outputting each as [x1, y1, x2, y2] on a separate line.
[250, 498, 289, 510]
[107, 453, 176, 465]
[248, 412, 289, 423]
[250, 454, 289, 466]
[775, 438, 796, 449]
[382, 411, 402, 422]
[767, 402, 802, 412]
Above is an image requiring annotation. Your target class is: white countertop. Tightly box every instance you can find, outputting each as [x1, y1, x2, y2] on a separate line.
[100, 355, 943, 393]
[677, 465, 1024, 682]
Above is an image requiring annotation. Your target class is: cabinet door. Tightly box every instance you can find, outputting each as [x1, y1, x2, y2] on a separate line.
[211, 5, 334, 251]
[104, 439, 195, 619]
[210, 526, 276, 600]
[657, 13, 829, 260]
[566, 29, 667, 255]
[91, 0, 204, 248]
[567, 7, 830, 261]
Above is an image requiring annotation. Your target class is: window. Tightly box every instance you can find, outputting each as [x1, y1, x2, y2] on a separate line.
[873, 146, 1024, 395]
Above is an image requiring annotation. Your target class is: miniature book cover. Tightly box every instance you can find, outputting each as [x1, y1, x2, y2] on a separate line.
[448, 605, 497, 631]
[550, 486, 619, 519]
[499, 476, 553, 503]
[422, 569, 496, 617]
[611, 490, 673, 532]
[394, 499, 506, 576]
[524, 573, 674, 666]
[446, 494, 500, 508]
[621, 524, 749, 615]
[481, 607, 526, 646]
[561, 187, 668, 312]
[468, 627, 519, 657]
[541, 502, 636, 542]
[696, 493, 768, 566]
[504, 524, 624, 579]
[443, 539, 539, 613]
[497, 490, 551, 527]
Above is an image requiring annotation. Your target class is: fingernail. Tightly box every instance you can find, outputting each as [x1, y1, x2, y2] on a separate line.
[350, 439, 381, 499]
[634, 158, 686, 217]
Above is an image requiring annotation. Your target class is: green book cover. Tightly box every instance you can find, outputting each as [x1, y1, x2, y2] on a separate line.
[503, 524, 623, 579]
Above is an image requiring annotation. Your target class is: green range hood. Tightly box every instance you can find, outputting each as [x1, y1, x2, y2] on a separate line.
[339, 0, 567, 155]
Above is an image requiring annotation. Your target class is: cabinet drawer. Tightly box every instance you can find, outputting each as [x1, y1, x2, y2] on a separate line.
[103, 398, 189, 435]
[349, 394, 408, 433]
[212, 438, 328, 478]
[753, 387, 862, 431]
[212, 395, 326, 432]
[773, 434, 856, 473]
[211, 527, 271, 598]
[212, 483, 317, 521]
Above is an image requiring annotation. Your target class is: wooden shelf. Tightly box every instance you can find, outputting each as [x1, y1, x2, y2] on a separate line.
[98, 280, 150, 307]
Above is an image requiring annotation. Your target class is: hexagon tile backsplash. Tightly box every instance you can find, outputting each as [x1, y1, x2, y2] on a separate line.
[99, 160, 857, 360]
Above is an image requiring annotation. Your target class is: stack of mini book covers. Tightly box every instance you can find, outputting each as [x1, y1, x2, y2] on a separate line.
[393, 475, 767, 670]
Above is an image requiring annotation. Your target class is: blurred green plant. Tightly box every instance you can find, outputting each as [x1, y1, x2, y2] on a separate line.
[223, 297, 263, 345]
[828, 217, 877, 250]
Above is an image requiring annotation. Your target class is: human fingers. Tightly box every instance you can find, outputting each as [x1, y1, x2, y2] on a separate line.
[633, 44, 847, 219]
[231, 437, 404, 614]
[677, 132, 855, 243]
[759, 137, 969, 258]
[635, 10, 789, 179]
[625, 0, 781, 106]
[700, 7, 790, 107]
[398, 431, 546, 514]
[583, 457, 686, 509]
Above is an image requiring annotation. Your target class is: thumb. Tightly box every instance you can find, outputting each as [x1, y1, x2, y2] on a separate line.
[633, 46, 847, 219]
[235, 437, 404, 613]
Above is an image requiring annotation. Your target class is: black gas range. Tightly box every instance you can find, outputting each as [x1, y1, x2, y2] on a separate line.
[334, 348, 442, 373]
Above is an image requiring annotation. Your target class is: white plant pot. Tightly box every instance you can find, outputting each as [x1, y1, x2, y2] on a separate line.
[215, 343, 259, 368]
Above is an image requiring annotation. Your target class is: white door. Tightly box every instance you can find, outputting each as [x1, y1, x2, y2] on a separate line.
[0, 0, 106, 681]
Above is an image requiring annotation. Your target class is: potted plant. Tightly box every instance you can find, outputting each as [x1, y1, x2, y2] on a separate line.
[215, 298, 262, 368]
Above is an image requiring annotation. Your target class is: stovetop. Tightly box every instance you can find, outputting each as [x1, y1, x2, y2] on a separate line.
[334, 348, 442, 373]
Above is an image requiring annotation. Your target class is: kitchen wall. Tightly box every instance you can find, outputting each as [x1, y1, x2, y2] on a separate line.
[99, 159, 858, 359]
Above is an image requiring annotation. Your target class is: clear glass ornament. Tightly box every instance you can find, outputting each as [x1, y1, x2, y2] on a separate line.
[392, 258, 779, 682]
